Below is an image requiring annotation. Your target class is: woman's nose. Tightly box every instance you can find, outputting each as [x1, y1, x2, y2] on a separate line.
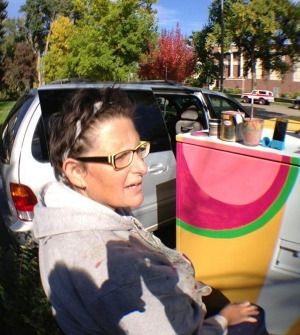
[133, 154, 148, 174]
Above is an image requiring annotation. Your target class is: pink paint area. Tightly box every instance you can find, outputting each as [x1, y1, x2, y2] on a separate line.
[176, 144, 289, 230]
[183, 145, 280, 205]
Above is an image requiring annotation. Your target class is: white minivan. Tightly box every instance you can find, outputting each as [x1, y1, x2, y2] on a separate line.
[0, 82, 176, 244]
[0, 79, 250, 244]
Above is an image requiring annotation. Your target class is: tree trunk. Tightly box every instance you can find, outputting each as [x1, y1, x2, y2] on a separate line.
[251, 49, 256, 90]
[37, 50, 42, 86]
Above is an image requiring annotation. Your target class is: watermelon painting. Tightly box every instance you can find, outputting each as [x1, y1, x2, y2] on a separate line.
[176, 143, 299, 238]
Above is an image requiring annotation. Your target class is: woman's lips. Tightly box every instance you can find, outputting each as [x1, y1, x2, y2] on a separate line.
[125, 181, 143, 192]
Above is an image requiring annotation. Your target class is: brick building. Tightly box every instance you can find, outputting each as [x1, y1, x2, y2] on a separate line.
[216, 46, 300, 97]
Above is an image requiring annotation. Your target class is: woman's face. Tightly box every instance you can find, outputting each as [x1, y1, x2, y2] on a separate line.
[68, 117, 148, 209]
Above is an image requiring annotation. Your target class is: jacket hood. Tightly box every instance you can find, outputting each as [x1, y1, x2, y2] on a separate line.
[33, 181, 133, 239]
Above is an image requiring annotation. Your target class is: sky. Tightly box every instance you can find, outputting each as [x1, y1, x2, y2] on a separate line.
[153, 0, 212, 36]
[6, 0, 213, 37]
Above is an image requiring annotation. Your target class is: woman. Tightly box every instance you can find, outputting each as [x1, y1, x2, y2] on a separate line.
[33, 87, 268, 335]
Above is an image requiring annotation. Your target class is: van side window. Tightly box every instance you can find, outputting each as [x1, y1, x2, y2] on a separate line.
[0, 94, 35, 163]
[32, 117, 49, 162]
[204, 94, 243, 119]
[153, 94, 205, 154]
[126, 90, 171, 153]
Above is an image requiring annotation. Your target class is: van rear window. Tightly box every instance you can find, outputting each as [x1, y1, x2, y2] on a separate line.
[38, 88, 171, 160]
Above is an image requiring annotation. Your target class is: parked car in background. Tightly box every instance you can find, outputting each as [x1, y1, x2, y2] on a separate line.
[241, 90, 275, 105]
[0, 79, 249, 244]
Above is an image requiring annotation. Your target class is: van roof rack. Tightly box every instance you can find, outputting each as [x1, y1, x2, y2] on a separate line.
[140, 80, 183, 86]
[48, 77, 93, 84]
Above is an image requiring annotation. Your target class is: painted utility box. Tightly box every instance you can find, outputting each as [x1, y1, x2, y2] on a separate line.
[176, 129, 300, 335]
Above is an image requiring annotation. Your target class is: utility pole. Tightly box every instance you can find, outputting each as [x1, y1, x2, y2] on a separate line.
[220, 0, 224, 92]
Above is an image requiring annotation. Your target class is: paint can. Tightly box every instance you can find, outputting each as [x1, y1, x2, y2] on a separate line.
[209, 119, 221, 138]
[220, 111, 244, 142]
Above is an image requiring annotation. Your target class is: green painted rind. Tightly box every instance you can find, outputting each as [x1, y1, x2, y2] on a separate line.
[176, 167, 299, 239]
[291, 156, 300, 166]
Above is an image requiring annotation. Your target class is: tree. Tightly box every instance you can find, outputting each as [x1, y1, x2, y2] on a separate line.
[67, 0, 158, 81]
[0, 0, 8, 86]
[1, 18, 32, 96]
[3, 42, 37, 93]
[20, 0, 74, 84]
[138, 24, 197, 82]
[205, 0, 300, 90]
[43, 16, 73, 82]
[266, 0, 300, 71]
[3, 17, 27, 60]
[43, 0, 158, 81]
[190, 26, 220, 87]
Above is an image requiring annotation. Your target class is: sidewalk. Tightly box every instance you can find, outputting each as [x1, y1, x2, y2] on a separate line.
[264, 115, 300, 132]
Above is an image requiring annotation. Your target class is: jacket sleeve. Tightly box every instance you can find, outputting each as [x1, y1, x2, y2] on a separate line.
[85, 237, 226, 335]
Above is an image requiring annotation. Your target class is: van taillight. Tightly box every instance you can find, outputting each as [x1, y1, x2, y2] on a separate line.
[10, 183, 38, 214]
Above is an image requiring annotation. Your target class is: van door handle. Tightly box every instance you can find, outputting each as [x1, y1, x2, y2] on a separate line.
[148, 163, 168, 175]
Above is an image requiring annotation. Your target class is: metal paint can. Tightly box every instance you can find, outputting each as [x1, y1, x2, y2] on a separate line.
[220, 111, 244, 142]
[209, 118, 221, 137]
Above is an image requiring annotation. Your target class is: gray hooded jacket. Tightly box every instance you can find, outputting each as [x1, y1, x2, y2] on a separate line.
[33, 181, 227, 335]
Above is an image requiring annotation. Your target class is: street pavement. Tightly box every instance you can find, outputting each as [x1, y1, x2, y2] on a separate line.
[241, 102, 300, 131]
[241, 101, 300, 118]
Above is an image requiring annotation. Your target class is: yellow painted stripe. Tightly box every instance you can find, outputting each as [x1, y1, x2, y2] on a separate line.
[264, 116, 300, 132]
[286, 316, 300, 335]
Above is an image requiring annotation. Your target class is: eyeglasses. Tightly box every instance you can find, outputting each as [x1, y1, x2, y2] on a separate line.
[75, 141, 150, 169]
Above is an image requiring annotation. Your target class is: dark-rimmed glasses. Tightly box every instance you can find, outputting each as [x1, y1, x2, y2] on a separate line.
[75, 141, 150, 169]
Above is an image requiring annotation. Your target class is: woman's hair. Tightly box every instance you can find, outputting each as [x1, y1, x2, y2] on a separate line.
[48, 87, 134, 185]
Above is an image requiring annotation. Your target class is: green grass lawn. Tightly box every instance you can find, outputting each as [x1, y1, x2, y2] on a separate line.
[0, 101, 15, 128]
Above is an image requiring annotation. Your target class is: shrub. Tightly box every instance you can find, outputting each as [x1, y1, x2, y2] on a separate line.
[223, 88, 243, 95]
[293, 91, 300, 99]
[0, 244, 63, 335]
[281, 92, 293, 99]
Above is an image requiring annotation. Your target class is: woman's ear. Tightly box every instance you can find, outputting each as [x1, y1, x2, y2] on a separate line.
[63, 158, 87, 189]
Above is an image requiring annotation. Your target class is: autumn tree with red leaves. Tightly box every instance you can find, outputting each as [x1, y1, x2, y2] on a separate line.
[138, 24, 197, 82]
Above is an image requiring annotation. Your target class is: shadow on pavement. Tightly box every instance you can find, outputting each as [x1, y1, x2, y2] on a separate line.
[242, 105, 287, 120]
